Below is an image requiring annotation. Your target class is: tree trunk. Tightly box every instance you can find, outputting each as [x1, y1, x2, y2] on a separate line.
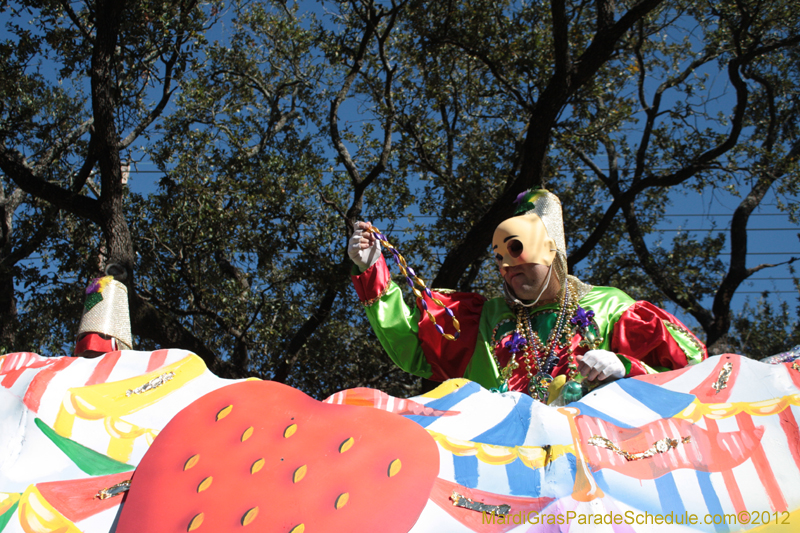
[0, 267, 16, 351]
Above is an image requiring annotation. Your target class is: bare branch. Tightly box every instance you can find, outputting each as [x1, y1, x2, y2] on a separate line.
[58, 0, 93, 42]
[0, 145, 101, 223]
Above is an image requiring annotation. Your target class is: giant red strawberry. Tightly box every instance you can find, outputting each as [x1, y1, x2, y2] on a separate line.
[116, 380, 439, 533]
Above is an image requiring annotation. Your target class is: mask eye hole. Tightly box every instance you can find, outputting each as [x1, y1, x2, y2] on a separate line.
[495, 253, 503, 262]
[507, 239, 523, 258]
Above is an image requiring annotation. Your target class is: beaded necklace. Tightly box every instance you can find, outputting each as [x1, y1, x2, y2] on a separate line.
[364, 225, 460, 341]
[492, 277, 587, 403]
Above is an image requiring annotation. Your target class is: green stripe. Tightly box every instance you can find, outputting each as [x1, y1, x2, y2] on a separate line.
[663, 320, 706, 365]
[616, 353, 633, 375]
[34, 418, 134, 476]
[0, 501, 19, 532]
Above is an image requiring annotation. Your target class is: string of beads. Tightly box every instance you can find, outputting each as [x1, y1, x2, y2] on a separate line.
[365, 225, 461, 341]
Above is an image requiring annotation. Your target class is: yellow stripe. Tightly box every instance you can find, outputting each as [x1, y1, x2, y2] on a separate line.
[675, 395, 800, 422]
[427, 429, 573, 468]
[419, 379, 473, 399]
[53, 354, 207, 462]
[0, 492, 20, 515]
[18, 485, 81, 533]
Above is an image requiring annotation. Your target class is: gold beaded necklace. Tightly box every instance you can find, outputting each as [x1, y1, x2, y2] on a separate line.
[494, 278, 582, 402]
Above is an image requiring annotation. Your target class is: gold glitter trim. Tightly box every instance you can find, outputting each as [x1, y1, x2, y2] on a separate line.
[361, 285, 391, 308]
[96, 479, 131, 500]
[126, 372, 174, 396]
[567, 275, 593, 301]
[588, 435, 691, 461]
[712, 362, 733, 394]
[450, 490, 511, 515]
[433, 287, 456, 295]
[664, 320, 705, 355]
[792, 361, 800, 372]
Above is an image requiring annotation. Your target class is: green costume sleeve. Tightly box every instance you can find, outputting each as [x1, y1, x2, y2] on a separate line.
[363, 282, 434, 379]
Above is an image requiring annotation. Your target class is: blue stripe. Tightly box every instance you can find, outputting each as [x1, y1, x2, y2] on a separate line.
[473, 394, 533, 446]
[697, 471, 728, 533]
[593, 468, 610, 496]
[569, 402, 635, 428]
[453, 455, 479, 488]
[616, 379, 696, 418]
[540, 453, 577, 500]
[405, 381, 481, 428]
[505, 457, 541, 497]
[655, 473, 685, 516]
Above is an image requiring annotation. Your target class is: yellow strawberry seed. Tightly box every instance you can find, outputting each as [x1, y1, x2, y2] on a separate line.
[251, 458, 265, 474]
[216, 404, 233, 421]
[335, 492, 349, 509]
[187, 512, 204, 531]
[197, 476, 213, 493]
[339, 437, 354, 453]
[293, 464, 307, 483]
[242, 507, 259, 526]
[184, 454, 200, 471]
[388, 458, 402, 477]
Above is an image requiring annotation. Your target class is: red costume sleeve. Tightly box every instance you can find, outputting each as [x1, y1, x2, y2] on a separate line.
[351, 256, 393, 303]
[352, 255, 487, 382]
[415, 289, 486, 382]
[611, 301, 707, 377]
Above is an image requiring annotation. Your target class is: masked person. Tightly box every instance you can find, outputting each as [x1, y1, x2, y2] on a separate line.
[349, 190, 707, 404]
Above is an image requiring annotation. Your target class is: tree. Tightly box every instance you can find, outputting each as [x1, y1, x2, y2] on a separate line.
[1, 0, 799, 399]
[134, 0, 425, 397]
[729, 292, 800, 358]
[0, 0, 240, 373]
[383, 0, 800, 354]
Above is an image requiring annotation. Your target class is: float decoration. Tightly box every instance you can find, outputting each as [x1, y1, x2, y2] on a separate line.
[116, 380, 439, 533]
[2, 349, 800, 532]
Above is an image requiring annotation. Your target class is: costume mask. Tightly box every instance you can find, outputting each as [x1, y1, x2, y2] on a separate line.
[492, 214, 557, 272]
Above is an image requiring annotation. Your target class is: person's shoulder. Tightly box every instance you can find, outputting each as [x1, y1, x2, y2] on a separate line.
[587, 285, 630, 296]
[580, 285, 636, 307]
[430, 288, 488, 305]
[479, 295, 513, 318]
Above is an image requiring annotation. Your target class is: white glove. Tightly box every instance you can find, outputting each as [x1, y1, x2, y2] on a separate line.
[577, 349, 625, 382]
[348, 221, 381, 272]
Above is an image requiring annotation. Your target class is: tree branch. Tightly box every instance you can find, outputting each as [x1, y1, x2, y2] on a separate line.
[0, 145, 101, 223]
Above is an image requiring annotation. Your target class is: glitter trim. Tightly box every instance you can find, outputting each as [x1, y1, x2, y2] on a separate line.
[361, 285, 391, 308]
[450, 490, 510, 515]
[96, 479, 131, 500]
[126, 372, 175, 397]
[588, 435, 691, 461]
[664, 320, 704, 356]
[712, 362, 733, 394]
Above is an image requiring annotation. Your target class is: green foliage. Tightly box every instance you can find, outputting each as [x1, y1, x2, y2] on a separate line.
[730, 296, 800, 359]
[1, 0, 799, 398]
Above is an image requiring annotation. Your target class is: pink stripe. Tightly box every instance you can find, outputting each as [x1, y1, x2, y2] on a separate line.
[705, 418, 746, 515]
[778, 409, 800, 474]
[735, 413, 787, 512]
[1, 353, 40, 388]
[145, 349, 170, 372]
[690, 354, 739, 403]
[84, 352, 122, 386]
[22, 357, 76, 413]
[783, 362, 800, 390]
